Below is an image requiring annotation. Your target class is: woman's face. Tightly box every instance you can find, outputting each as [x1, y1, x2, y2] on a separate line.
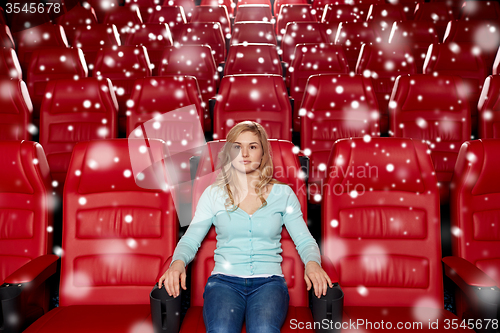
[229, 131, 264, 175]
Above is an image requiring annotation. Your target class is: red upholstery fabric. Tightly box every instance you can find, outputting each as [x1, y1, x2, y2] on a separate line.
[71, 24, 121, 72]
[274, 0, 308, 17]
[55, 4, 98, 43]
[276, 5, 317, 37]
[459, 0, 500, 21]
[322, 137, 471, 331]
[356, 43, 417, 134]
[93, 45, 152, 132]
[0, 140, 53, 320]
[165, 0, 196, 21]
[191, 5, 231, 37]
[0, 24, 15, 49]
[388, 20, 439, 73]
[175, 22, 226, 65]
[0, 79, 33, 140]
[334, 22, 377, 71]
[313, 0, 383, 21]
[385, 0, 420, 20]
[103, 6, 143, 43]
[282, 22, 336, 67]
[213, 74, 292, 140]
[413, 2, 454, 41]
[124, 0, 161, 23]
[200, 0, 235, 17]
[478, 75, 500, 139]
[389, 74, 471, 204]
[234, 4, 273, 23]
[321, 4, 370, 25]
[0, 47, 22, 80]
[24, 138, 178, 332]
[27, 47, 88, 119]
[225, 43, 282, 76]
[288, 43, 349, 131]
[82, 0, 120, 22]
[450, 139, 500, 318]
[183, 139, 311, 332]
[146, 6, 187, 41]
[443, 20, 500, 73]
[124, 23, 172, 75]
[235, 0, 272, 11]
[39, 78, 118, 190]
[300, 74, 380, 203]
[231, 21, 277, 45]
[159, 45, 218, 131]
[423, 42, 487, 133]
[12, 23, 69, 74]
[366, 4, 406, 42]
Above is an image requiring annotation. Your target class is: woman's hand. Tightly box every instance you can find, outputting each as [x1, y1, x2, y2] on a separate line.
[304, 261, 333, 298]
[158, 260, 187, 298]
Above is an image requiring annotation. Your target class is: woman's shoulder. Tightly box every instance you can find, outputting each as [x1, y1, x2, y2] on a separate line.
[270, 182, 294, 196]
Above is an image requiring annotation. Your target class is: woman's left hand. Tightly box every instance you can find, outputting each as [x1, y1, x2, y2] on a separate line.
[304, 261, 333, 298]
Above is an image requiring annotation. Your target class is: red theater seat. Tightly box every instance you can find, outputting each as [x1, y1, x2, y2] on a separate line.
[0, 79, 33, 140]
[159, 45, 219, 131]
[224, 43, 282, 76]
[146, 6, 187, 41]
[300, 74, 380, 203]
[389, 74, 471, 204]
[231, 21, 277, 45]
[39, 77, 118, 190]
[124, 0, 161, 22]
[281, 22, 336, 68]
[321, 4, 367, 25]
[124, 23, 173, 75]
[274, 0, 308, 17]
[459, 0, 500, 21]
[334, 21, 378, 71]
[235, 0, 272, 11]
[179, 139, 314, 333]
[444, 139, 500, 322]
[413, 2, 454, 41]
[27, 47, 88, 122]
[103, 6, 143, 43]
[388, 20, 439, 73]
[55, 3, 98, 42]
[0, 47, 22, 79]
[234, 4, 274, 22]
[201, 0, 236, 17]
[175, 22, 226, 65]
[165, 0, 196, 21]
[356, 43, 417, 134]
[72, 23, 121, 72]
[0, 24, 15, 49]
[384, 0, 420, 20]
[322, 137, 472, 333]
[423, 42, 487, 135]
[13, 23, 69, 75]
[288, 43, 349, 131]
[213, 74, 292, 140]
[366, 4, 406, 42]
[0, 140, 57, 331]
[478, 75, 500, 139]
[82, 0, 120, 22]
[443, 20, 500, 73]
[276, 5, 317, 37]
[191, 6, 232, 37]
[313, 0, 382, 21]
[24, 138, 178, 333]
[93, 45, 152, 133]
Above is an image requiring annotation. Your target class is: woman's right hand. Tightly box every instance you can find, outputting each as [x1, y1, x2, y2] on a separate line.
[158, 260, 187, 298]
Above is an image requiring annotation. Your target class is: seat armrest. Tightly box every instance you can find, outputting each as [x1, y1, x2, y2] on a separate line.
[156, 256, 174, 282]
[150, 284, 182, 333]
[443, 256, 500, 325]
[4, 254, 58, 286]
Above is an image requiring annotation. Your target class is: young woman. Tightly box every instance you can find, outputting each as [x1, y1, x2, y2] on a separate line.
[158, 121, 332, 333]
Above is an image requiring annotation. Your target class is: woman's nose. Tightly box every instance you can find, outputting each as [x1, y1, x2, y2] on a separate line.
[241, 147, 249, 157]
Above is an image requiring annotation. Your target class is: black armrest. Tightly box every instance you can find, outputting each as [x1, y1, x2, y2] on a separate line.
[0, 285, 23, 332]
[311, 284, 344, 333]
[150, 284, 182, 333]
[190, 155, 201, 181]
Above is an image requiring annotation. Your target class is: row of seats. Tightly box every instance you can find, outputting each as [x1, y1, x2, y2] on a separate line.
[3, 136, 498, 332]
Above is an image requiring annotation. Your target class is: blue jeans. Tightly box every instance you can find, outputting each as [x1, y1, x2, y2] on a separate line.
[202, 274, 290, 333]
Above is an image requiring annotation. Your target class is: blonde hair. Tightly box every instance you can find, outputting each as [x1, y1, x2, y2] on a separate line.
[212, 121, 283, 211]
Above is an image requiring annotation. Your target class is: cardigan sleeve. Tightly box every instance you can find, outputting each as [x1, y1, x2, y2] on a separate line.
[283, 186, 322, 267]
[170, 186, 216, 267]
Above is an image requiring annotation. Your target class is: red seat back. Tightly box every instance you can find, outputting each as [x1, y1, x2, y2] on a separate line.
[214, 74, 292, 140]
[55, 4, 98, 42]
[274, 0, 308, 17]
[190, 139, 308, 307]
[165, 0, 196, 21]
[276, 5, 317, 36]
[0, 24, 15, 49]
[72, 24, 121, 71]
[334, 21, 377, 70]
[82, 0, 120, 22]
[0, 47, 22, 80]
[146, 6, 187, 40]
[191, 5, 231, 36]
[175, 22, 226, 64]
[413, 2, 454, 40]
[459, 0, 500, 21]
[231, 21, 277, 45]
[478, 75, 500, 139]
[389, 74, 471, 203]
[103, 6, 143, 42]
[224, 43, 282, 76]
[0, 79, 33, 140]
[234, 4, 273, 22]
[366, 4, 406, 42]
[321, 4, 367, 24]
[323, 137, 441, 307]
[60, 138, 178, 306]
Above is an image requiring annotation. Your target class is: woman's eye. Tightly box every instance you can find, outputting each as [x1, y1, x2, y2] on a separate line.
[233, 145, 240, 150]
[250, 146, 257, 149]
